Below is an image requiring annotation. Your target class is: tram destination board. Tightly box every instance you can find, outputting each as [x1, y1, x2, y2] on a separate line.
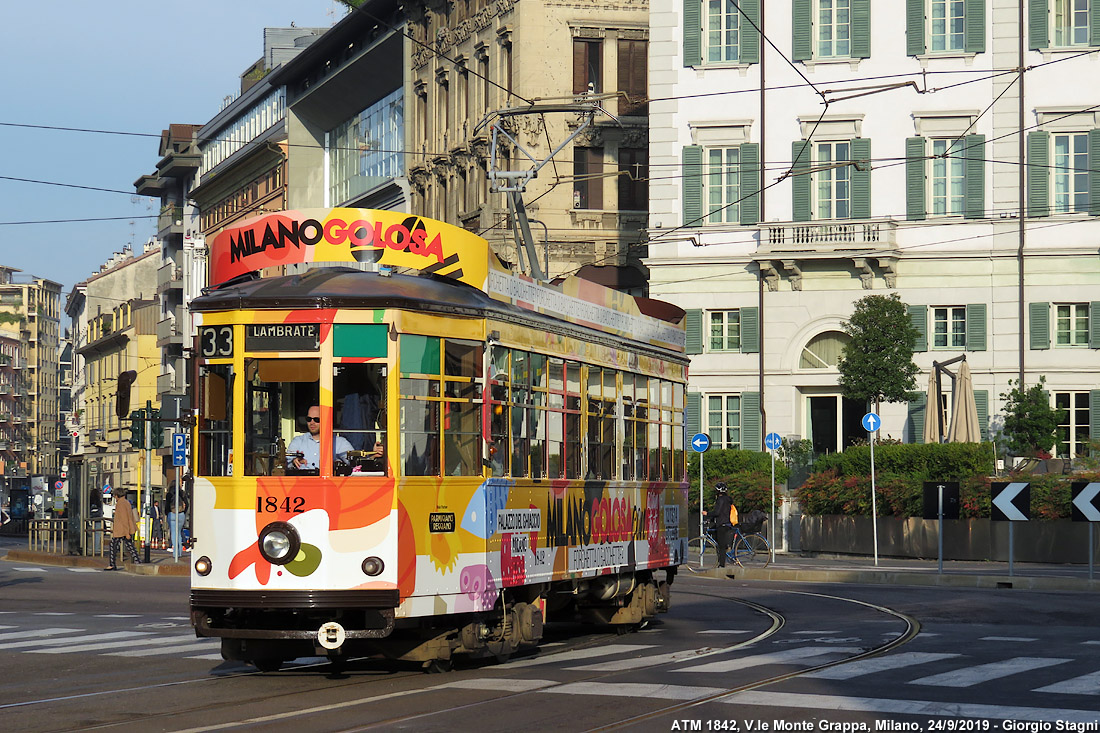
[244, 323, 320, 352]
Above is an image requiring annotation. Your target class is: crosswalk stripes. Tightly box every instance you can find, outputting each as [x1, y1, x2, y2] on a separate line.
[567, 646, 730, 672]
[37, 636, 196, 654]
[0, 631, 138, 651]
[106, 640, 220, 657]
[0, 627, 83, 643]
[671, 645, 862, 674]
[502, 644, 657, 669]
[1032, 669, 1100, 695]
[909, 656, 1072, 687]
[802, 652, 961, 680]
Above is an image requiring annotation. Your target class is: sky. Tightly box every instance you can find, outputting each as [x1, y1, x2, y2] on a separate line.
[0, 1, 347, 297]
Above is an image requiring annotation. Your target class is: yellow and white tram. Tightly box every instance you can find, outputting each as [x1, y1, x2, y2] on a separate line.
[187, 209, 689, 671]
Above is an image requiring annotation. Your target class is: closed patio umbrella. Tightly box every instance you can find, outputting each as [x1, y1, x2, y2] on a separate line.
[923, 370, 941, 444]
[948, 361, 981, 443]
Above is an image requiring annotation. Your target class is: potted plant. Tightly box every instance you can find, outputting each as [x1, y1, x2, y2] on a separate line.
[999, 376, 1064, 470]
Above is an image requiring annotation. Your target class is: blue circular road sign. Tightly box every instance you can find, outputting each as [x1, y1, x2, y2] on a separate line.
[764, 432, 782, 451]
[861, 412, 881, 433]
[690, 433, 711, 452]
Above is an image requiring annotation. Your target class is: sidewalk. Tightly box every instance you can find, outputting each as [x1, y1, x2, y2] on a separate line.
[695, 552, 1100, 592]
[3, 547, 191, 577]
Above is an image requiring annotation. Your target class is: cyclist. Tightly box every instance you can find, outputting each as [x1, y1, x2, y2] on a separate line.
[709, 482, 736, 567]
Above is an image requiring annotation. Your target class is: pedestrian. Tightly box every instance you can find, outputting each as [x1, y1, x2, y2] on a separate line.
[150, 499, 163, 546]
[166, 485, 187, 553]
[105, 491, 142, 570]
[709, 482, 736, 568]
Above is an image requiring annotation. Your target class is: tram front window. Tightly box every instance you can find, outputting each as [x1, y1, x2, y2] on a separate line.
[198, 364, 233, 477]
[334, 363, 388, 475]
[244, 358, 319, 476]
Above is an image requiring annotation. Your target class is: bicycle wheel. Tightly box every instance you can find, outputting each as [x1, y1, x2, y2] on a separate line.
[733, 533, 771, 568]
[685, 536, 720, 571]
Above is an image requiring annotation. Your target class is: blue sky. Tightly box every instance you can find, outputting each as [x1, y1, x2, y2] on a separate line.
[0, 1, 345, 296]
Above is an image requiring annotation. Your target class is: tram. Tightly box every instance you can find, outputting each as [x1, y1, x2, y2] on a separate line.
[187, 209, 689, 671]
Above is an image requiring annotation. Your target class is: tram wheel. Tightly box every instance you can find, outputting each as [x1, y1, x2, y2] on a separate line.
[252, 658, 283, 673]
[424, 658, 454, 674]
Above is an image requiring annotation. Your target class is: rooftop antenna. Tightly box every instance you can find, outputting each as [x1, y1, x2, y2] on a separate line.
[475, 87, 619, 282]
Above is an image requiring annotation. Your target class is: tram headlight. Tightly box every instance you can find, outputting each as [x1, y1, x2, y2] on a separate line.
[258, 522, 300, 566]
[194, 556, 212, 576]
[361, 556, 385, 576]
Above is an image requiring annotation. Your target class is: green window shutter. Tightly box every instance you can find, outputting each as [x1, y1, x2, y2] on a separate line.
[1089, 129, 1100, 216]
[683, 0, 702, 67]
[964, 134, 986, 220]
[792, 140, 812, 221]
[966, 303, 987, 351]
[1029, 301, 1050, 350]
[909, 394, 927, 444]
[1090, 302, 1100, 348]
[851, 137, 872, 220]
[683, 145, 704, 226]
[740, 0, 761, 64]
[685, 308, 703, 354]
[974, 389, 989, 441]
[850, 0, 871, 58]
[686, 391, 702, 442]
[740, 306, 760, 353]
[1029, 0, 1048, 49]
[1027, 131, 1050, 218]
[907, 0, 926, 55]
[792, 0, 813, 61]
[906, 137, 927, 221]
[964, 0, 986, 53]
[909, 304, 928, 352]
[1092, 0, 1100, 47]
[741, 391, 761, 451]
[739, 142, 761, 226]
[1091, 391, 1100, 455]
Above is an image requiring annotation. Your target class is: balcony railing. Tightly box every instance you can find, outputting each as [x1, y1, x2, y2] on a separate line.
[759, 218, 898, 253]
[157, 262, 184, 292]
[157, 316, 184, 346]
[158, 206, 184, 235]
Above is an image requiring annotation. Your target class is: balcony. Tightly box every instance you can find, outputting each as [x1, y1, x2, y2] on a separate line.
[756, 218, 900, 291]
[158, 205, 184, 236]
[156, 316, 185, 348]
[0, 440, 8, 451]
[157, 262, 184, 294]
[0, 411, 11, 422]
[156, 371, 180, 394]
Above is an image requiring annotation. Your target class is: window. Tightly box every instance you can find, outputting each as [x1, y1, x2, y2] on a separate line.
[334, 363, 388, 475]
[572, 38, 602, 95]
[815, 141, 851, 219]
[1053, 391, 1090, 459]
[573, 147, 604, 209]
[706, 0, 741, 62]
[705, 147, 741, 223]
[933, 306, 966, 348]
[618, 147, 648, 211]
[708, 310, 741, 352]
[197, 364, 233, 477]
[244, 359, 319, 477]
[930, 0, 966, 50]
[1054, 0, 1090, 46]
[617, 39, 647, 116]
[800, 331, 850, 368]
[817, 0, 852, 57]
[1053, 132, 1089, 213]
[930, 139, 966, 216]
[706, 395, 741, 449]
[1055, 303, 1089, 347]
[329, 89, 405, 205]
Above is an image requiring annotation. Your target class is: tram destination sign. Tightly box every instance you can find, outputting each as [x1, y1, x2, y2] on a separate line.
[244, 323, 320, 352]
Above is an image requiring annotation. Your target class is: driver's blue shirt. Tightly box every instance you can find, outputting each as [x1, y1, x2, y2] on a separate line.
[287, 433, 354, 469]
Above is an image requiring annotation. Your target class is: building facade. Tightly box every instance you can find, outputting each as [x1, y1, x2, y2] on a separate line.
[647, 0, 1100, 460]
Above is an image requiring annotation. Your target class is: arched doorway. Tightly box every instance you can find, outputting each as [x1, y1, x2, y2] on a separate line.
[800, 331, 865, 456]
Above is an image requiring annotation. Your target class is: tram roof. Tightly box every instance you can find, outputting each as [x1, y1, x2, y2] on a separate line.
[191, 267, 687, 357]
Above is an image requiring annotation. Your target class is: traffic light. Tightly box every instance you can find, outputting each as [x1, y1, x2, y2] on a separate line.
[150, 408, 164, 449]
[129, 409, 145, 449]
[116, 370, 138, 418]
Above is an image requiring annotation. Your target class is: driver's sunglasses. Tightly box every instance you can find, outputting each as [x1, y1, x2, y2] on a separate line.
[305, 417, 321, 423]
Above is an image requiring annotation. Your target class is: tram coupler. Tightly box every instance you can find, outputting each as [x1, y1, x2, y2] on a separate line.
[317, 621, 347, 651]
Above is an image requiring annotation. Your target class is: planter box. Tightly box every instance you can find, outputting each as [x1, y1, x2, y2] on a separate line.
[801, 515, 1100, 564]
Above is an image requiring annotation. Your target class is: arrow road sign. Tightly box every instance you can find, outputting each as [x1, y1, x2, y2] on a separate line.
[1071, 482, 1100, 522]
[991, 481, 1030, 522]
[691, 433, 710, 453]
[764, 432, 782, 451]
[861, 412, 880, 433]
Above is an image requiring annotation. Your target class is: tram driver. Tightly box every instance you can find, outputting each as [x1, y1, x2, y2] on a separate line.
[287, 405, 354, 473]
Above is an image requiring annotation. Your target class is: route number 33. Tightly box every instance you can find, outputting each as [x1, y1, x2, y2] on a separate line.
[200, 326, 233, 358]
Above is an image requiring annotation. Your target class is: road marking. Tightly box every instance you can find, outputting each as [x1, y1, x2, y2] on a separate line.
[501, 644, 656, 669]
[1033, 669, 1100, 695]
[33, 612, 75, 616]
[792, 630, 837, 635]
[12, 567, 46, 573]
[36, 636, 196, 654]
[185, 654, 225, 661]
[1083, 640, 1100, 646]
[443, 678, 558, 692]
[95, 614, 141, 618]
[163, 617, 191, 621]
[0, 631, 138, 651]
[106, 640, 219, 657]
[979, 636, 1037, 642]
[0, 625, 13, 630]
[67, 568, 101, 573]
[568, 646, 728, 672]
[672, 646, 861, 674]
[910, 656, 1071, 687]
[802, 652, 961, 680]
[722, 690, 1100, 723]
[698, 630, 751, 635]
[0, 627, 82, 642]
[547, 681, 725, 700]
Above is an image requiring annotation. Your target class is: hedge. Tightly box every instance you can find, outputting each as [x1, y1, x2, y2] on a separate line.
[687, 449, 789, 514]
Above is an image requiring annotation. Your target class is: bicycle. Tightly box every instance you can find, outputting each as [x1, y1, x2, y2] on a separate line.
[686, 519, 771, 571]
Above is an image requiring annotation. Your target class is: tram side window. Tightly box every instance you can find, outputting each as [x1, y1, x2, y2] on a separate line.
[661, 379, 674, 481]
[546, 358, 565, 478]
[586, 366, 616, 480]
[245, 359, 319, 476]
[633, 375, 649, 481]
[334, 363, 387, 475]
[443, 339, 482, 476]
[673, 381, 685, 480]
[529, 354, 548, 479]
[648, 378, 661, 481]
[400, 335, 441, 476]
[198, 364, 233, 477]
[488, 347, 509, 477]
[565, 361, 582, 479]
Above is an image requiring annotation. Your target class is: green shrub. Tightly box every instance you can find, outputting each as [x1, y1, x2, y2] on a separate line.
[810, 442, 994, 482]
[686, 449, 788, 514]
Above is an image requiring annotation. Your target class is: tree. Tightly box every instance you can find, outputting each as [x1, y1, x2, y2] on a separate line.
[837, 293, 921, 409]
[999, 376, 1064, 457]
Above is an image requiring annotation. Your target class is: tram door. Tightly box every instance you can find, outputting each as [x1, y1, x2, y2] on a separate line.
[808, 395, 865, 457]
